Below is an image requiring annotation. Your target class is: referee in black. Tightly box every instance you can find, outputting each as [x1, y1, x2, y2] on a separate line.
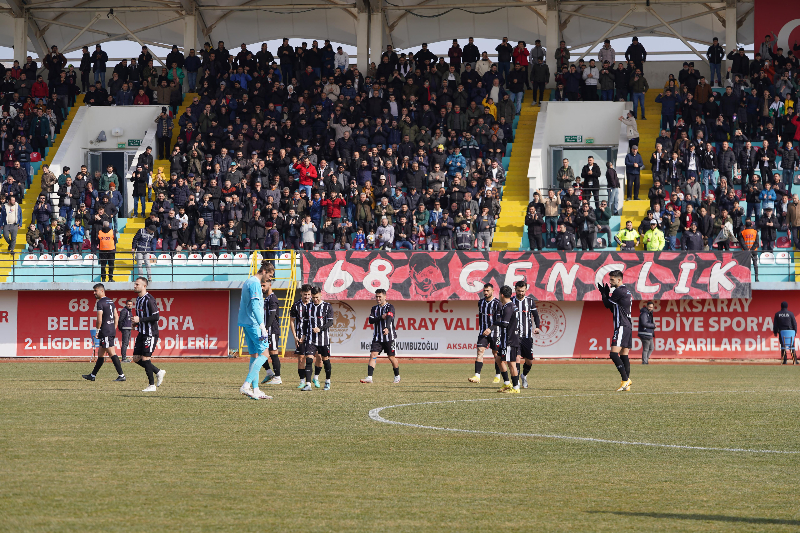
[302, 287, 334, 391]
[512, 280, 541, 389]
[494, 285, 521, 393]
[118, 298, 134, 362]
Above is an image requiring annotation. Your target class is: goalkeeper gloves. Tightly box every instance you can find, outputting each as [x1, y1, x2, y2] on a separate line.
[597, 283, 611, 297]
[259, 324, 269, 341]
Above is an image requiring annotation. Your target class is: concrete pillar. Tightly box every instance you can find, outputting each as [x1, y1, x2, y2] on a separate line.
[357, 11, 369, 73]
[545, 0, 559, 88]
[13, 15, 27, 65]
[725, 0, 737, 71]
[184, 14, 198, 55]
[369, 12, 383, 68]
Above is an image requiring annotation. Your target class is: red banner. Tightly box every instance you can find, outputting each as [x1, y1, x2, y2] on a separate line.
[302, 251, 751, 301]
[16, 290, 229, 357]
[574, 293, 792, 359]
[755, 0, 800, 59]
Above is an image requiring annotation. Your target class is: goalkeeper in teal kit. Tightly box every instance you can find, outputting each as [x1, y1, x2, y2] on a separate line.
[238, 262, 274, 399]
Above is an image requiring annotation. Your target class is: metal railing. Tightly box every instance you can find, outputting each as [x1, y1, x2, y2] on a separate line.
[1, 249, 296, 283]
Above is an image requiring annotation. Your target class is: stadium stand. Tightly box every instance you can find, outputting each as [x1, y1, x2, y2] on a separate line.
[0, 29, 798, 283]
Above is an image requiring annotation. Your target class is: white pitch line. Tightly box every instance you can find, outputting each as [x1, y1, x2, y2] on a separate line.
[368, 390, 800, 454]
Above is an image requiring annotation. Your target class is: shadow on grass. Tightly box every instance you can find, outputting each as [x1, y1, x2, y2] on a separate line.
[587, 510, 800, 526]
[119, 395, 241, 401]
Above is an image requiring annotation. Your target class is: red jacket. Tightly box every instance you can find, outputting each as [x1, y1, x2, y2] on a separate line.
[134, 94, 150, 105]
[294, 162, 318, 186]
[31, 81, 50, 99]
[512, 47, 530, 66]
[321, 197, 346, 218]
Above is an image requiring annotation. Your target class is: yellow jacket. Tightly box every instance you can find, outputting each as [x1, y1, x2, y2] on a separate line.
[482, 98, 497, 120]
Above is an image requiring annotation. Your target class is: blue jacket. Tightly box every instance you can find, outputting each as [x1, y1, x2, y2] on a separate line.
[184, 55, 202, 73]
[655, 93, 679, 116]
[0, 203, 22, 227]
[625, 152, 644, 175]
[70, 225, 85, 243]
[760, 188, 776, 210]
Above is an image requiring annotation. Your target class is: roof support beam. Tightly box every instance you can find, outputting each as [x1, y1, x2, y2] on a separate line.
[62, 16, 183, 54]
[576, 7, 634, 62]
[566, 8, 723, 50]
[647, 6, 706, 62]
[108, 12, 167, 66]
[62, 13, 103, 52]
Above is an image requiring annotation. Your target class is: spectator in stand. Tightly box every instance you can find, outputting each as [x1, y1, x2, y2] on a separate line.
[625, 145, 644, 200]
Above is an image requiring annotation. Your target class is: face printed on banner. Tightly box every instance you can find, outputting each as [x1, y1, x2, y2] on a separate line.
[409, 253, 447, 297]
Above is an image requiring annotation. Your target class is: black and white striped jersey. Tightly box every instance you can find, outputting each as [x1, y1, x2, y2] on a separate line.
[290, 300, 309, 339]
[265, 293, 280, 334]
[512, 295, 541, 338]
[478, 297, 499, 333]
[305, 301, 334, 346]
[370, 303, 397, 342]
[603, 285, 632, 329]
[135, 293, 159, 336]
[96, 296, 116, 337]
[493, 301, 519, 348]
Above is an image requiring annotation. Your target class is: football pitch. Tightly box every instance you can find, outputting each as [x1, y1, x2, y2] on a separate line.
[2, 361, 800, 532]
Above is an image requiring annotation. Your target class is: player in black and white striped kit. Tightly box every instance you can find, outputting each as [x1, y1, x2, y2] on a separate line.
[494, 285, 521, 393]
[301, 286, 334, 391]
[290, 285, 313, 389]
[469, 283, 502, 383]
[260, 277, 283, 385]
[512, 280, 541, 389]
[132, 277, 166, 392]
[598, 270, 633, 391]
[82, 283, 125, 382]
[361, 288, 401, 384]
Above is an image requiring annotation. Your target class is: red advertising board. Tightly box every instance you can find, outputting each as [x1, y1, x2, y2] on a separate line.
[574, 293, 792, 359]
[755, 0, 800, 58]
[16, 290, 229, 357]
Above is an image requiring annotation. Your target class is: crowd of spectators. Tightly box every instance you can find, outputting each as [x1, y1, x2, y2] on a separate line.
[523, 33, 800, 265]
[5, 34, 800, 259]
[85, 38, 525, 253]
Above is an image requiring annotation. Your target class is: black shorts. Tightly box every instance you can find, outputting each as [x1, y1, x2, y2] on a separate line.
[294, 338, 305, 355]
[133, 334, 157, 357]
[611, 325, 632, 350]
[499, 345, 519, 362]
[311, 345, 331, 358]
[519, 337, 533, 360]
[476, 334, 492, 349]
[98, 335, 115, 349]
[370, 340, 396, 356]
[301, 342, 317, 356]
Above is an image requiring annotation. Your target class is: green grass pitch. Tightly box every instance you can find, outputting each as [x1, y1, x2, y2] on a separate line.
[2, 361, 799, 532]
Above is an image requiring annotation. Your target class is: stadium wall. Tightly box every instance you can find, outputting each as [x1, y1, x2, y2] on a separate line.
[0, 288, 795, 360]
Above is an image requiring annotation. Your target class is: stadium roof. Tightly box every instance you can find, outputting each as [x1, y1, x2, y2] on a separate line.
[0, 0, 755, 60]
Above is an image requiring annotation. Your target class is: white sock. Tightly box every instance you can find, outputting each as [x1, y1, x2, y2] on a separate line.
[475, 373, 480, 377]
[513, 385, 520, 390]
[90, 374, 96, 378]
[300, 378, 306, 384]
[242, 382, 250, 388]
[326, 379, 331, 383]
[495, 374, 501, 378]
[504, 380, 511, 385]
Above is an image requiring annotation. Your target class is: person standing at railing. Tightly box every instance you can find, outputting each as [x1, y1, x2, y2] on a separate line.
[98, 221, 116, 283]
[1, 194, 21, 253]
[131, 225, 156, 282]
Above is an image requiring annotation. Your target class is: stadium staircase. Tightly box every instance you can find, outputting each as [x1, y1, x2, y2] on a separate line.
[0, 95, 85, 279]
[493, 90, 542, 250]
[115, 93, 196, 281]
[619, 90, 660, 249]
